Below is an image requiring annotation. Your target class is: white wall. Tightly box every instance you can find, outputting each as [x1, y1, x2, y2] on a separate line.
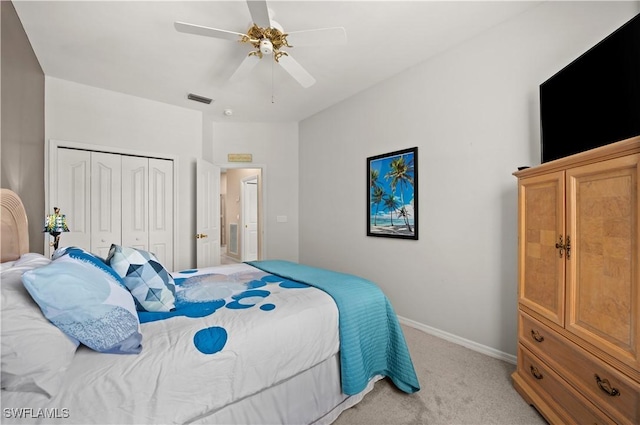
[299, 2, 640, 358]
[211, 122, 299, 262]
[45, 78, 300, 268]
[45, 77, 202, 270]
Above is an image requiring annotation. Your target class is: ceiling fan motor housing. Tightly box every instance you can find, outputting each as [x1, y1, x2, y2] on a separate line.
[259, 38, 273, 55]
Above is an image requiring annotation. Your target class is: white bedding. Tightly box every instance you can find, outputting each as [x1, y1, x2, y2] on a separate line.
[1, 262, 341, 424]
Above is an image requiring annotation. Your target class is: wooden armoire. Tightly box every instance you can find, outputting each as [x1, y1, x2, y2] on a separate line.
[512, 135, 640, 424]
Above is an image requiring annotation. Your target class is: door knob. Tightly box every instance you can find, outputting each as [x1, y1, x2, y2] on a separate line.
[195, 233, 208, 239]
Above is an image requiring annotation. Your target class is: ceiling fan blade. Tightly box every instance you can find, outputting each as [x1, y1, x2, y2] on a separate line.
[174, 21, 245, 42]
[277, 54, 316, 88]
[229, 54, 261, 83]
[286, 27, 347, 47]
[246, 0, 271, 28]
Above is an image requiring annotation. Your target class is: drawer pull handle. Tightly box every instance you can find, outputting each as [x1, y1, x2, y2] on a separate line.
[594, 374, 620, 397]
[530, 330, 544, 342]
[530, 366, 543, 380]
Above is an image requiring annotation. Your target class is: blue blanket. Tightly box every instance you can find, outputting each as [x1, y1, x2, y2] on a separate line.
[246, 260, 420, 395]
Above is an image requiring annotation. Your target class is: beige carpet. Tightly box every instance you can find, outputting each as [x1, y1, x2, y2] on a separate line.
[332, 325, 548, 425]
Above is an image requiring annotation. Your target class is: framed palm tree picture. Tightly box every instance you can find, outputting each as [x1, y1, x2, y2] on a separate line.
[367, 147, 418, 239]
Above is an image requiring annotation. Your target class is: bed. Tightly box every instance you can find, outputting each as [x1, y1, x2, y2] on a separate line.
[0, 188, 419, 424]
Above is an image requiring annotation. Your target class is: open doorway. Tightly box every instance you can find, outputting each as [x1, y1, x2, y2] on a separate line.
[219, 167, 263, 264]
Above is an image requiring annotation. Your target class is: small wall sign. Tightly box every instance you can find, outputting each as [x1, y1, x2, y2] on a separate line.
[228, 153, 253, 163]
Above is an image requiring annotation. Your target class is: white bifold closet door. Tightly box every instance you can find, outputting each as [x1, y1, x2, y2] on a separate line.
[148, 159, 174, 268]
[91, 152, 122, 259]
[121, 156, 174, 268]
[121, 156, 148, 252]
[55, 148, 173, 270]
[55, 148, 92, 251]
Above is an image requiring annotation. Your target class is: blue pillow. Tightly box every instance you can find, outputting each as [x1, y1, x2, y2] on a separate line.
[106, 245, 176, 312]
[22, 249, 142, 355]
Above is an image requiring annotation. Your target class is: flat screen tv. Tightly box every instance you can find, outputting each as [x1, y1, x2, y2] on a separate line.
[540, 13, 640, 163]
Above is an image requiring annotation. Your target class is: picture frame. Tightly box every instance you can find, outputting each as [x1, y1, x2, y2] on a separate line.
[367, 147, 418, 239]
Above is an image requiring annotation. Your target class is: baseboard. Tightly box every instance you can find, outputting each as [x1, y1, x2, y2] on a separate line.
[398, 316, 517, 365]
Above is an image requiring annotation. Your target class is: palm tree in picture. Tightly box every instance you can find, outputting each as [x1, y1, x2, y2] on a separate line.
[382, 194, 401, 227]
[371, 186, 384, 226]
[397, 205, 412, 232]
[385, 154, 415, 217]
[370, 168, 381, 192]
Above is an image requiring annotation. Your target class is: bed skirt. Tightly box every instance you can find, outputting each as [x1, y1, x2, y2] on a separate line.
[193, 353, 382, 424]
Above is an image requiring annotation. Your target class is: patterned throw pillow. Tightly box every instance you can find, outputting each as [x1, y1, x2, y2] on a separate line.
[21, 248, 142, 355]
[52, 246, 124, 286]
[106, 245, 176, 312]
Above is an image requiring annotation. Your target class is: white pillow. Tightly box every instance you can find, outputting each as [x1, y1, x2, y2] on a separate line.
[1, 253, 79, 397]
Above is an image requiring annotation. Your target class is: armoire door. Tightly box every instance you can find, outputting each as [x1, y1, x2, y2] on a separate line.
[517, 170, 566, 327]
[565, 154, 640, 371]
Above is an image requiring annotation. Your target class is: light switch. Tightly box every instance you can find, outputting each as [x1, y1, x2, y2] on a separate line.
[276, 215, 288, 223]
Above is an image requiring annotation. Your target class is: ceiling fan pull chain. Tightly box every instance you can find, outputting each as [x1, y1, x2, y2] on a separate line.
[271, 57, 276, 104]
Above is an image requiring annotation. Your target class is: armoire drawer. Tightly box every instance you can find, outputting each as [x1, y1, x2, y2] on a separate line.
[519, 311, 640, 425]
[517, 345, 614, 425]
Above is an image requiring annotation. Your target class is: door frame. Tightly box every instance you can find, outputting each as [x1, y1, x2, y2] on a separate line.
[46, 139, 179, 264]
[217, 163, 266, 261]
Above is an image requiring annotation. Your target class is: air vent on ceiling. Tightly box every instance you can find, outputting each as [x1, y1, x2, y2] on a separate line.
[187, 93, 213, 104]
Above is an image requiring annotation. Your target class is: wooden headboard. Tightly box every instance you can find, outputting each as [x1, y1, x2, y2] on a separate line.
[1, 188, 29, 262]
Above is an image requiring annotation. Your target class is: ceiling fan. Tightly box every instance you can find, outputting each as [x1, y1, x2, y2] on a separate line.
[174, 0, 346, 88]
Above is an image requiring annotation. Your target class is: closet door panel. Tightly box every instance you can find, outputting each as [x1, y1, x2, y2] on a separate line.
[55, 148, 91, 253]
[149, 159, 174, 270]
[122, 156, 149, 251]
[91, 152, 122, 258]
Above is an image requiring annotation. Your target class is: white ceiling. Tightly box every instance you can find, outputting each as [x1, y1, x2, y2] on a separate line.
[13, 0, 541, 122]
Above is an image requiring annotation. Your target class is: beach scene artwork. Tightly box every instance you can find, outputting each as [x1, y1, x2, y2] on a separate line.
[367, 147, 417, 239]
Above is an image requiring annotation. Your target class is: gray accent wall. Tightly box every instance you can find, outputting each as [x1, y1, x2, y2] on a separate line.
[1, 0, 45, 254]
